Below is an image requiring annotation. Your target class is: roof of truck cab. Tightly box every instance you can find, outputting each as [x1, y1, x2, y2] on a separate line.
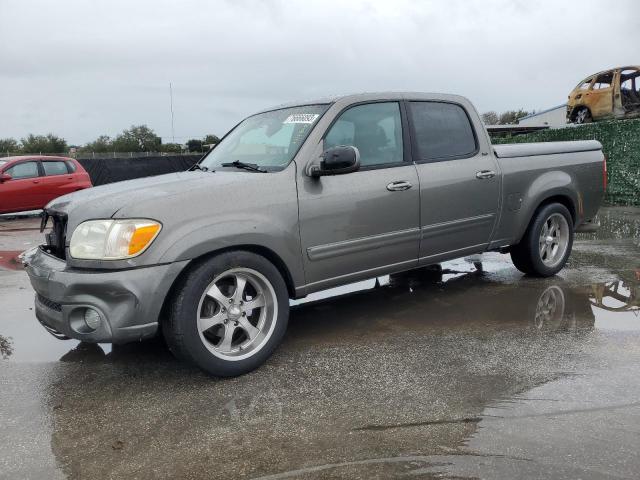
[256, 92, 471, 113]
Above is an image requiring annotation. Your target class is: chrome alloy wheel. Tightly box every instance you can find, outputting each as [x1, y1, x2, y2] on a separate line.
[538, 213, 570, 268]
[196, 268, 277, 361]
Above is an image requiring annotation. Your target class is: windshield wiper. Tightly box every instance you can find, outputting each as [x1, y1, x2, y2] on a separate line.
[221, 160, 267, 173]
[189, 163, 211, 172]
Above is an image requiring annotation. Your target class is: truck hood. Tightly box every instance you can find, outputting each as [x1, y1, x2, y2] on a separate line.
[46, 171, 215, 219]
[45, 170, 292, 234]
[44, 165, 299, 270]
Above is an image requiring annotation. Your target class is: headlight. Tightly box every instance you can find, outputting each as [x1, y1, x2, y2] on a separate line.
[69, 219, 161, 260]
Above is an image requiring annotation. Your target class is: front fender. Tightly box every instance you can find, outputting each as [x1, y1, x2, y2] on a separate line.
[156, 216, 305, 288]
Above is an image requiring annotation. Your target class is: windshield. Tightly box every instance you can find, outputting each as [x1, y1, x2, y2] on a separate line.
[200, 104, 328, 171]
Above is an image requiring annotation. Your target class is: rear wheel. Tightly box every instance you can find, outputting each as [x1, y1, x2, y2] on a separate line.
[510, 203, 574, 277]
[164, 251, 289, 377]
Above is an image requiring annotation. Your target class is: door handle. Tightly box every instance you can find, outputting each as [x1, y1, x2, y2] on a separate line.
[475, 170, 496, 180]
[387, 180, 412, 191]
[32, 180, 40, 184]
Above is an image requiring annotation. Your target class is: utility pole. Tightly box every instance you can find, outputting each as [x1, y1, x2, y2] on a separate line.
[169, 82, 175, 143]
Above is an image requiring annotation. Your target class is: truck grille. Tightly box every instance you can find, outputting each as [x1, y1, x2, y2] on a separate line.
[43, 212, 68, 260]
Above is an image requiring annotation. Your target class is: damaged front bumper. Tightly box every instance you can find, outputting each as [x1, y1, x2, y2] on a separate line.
[21, 246, 188, 344]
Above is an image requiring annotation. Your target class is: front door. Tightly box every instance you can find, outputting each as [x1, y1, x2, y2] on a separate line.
[407, 100, 500, 263]
[589, 71, 615, 119]
[297, 101, 420, 290]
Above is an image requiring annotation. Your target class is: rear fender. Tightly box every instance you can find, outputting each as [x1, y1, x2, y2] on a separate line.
[515, 171, 578, 243]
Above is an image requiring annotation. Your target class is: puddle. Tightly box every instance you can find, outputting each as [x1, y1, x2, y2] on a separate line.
[2, 254, 638, 363]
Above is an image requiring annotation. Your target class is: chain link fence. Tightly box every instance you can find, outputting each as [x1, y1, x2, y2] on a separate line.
[493, 119, 640, 206]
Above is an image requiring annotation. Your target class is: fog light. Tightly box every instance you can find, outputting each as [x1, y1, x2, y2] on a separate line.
[83, 308, 102, 331]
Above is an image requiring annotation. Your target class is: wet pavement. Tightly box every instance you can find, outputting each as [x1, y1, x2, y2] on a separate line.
[1, 207, 639, 479]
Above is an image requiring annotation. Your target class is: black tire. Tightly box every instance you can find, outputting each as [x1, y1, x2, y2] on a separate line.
[163, 251, 289, 377]
[510, 203, 574, 277]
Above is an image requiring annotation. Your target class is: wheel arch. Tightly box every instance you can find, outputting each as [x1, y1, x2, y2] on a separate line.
[516, 193, 577, 244]
[157, 244, 298, 331]
[570, 105, 591, 122]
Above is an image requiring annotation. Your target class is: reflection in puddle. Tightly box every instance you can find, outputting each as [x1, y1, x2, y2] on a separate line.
[591, 280, 640, 332]
[0, 333, 13, 359]
[3, 256, 640, 364]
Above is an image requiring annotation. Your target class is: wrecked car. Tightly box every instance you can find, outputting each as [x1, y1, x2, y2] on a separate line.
[567, 66, 640, 123]
[22, 92, 606, 377]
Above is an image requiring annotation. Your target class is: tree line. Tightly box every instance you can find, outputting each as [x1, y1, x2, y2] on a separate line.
[1, 112, 534, 155]
[481, 109, 533, 125]
[0, 125, 220, 155]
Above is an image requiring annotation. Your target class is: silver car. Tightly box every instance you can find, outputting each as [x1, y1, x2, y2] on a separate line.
[23, 92, 606, 377]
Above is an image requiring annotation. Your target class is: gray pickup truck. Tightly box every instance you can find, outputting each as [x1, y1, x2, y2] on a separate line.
[22, 92, 606, 376]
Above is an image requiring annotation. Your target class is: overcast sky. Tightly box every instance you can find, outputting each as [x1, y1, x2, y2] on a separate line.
[1, 0, 639, 145]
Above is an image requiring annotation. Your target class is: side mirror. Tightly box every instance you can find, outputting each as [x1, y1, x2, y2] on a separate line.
[0, 173, 11, 183]
[309, 145, 360, 177]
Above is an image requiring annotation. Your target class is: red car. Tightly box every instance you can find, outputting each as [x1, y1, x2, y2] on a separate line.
[0, 156, 92, 214]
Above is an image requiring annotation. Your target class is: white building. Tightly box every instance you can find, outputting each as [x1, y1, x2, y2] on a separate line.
[518, 104, 568, 128]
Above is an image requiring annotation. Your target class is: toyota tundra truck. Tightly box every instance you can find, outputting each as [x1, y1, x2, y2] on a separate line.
[22, 92, 606, 377]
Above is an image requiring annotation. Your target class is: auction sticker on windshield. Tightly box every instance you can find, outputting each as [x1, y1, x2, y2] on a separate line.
[283, 113, 320, 124]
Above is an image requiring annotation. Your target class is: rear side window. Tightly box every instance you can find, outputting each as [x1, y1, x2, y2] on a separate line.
[42, 161, 69, 176]
[6, 161, 39, 179]
[65, 161, 77, 173]
[324, 102, 404, 168]
[409, 102, 477, 161]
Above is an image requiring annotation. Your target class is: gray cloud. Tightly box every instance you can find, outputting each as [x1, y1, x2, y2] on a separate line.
[1, 0, 638, 144]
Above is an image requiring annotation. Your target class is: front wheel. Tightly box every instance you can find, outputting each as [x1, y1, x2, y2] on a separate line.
[510, 203, 574, 277]
[163, 251, 289, 377]
[573, 107, 592, 124]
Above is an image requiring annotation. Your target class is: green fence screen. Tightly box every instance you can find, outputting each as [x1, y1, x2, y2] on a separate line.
[492, 119, 640, 206]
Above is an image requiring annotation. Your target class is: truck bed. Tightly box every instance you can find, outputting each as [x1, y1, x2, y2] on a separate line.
[494, 140, 602, 158]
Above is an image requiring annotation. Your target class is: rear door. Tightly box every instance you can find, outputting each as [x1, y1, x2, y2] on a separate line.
[0, 161, 44, 213]
[408, 100, 500, 264]
[297, 101, 420, 289]
[40, 159, 75, 203]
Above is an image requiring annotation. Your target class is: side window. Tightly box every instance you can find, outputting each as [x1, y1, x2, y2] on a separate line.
[593, 72, 613, 90]
[409, 102, 477, 161]
[579, 79, 593, 90]
[5, 161, 39, 179]
[324, 102, 403, 168]
[65, 161, 77, 173]
[42, 161, 69, 176]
